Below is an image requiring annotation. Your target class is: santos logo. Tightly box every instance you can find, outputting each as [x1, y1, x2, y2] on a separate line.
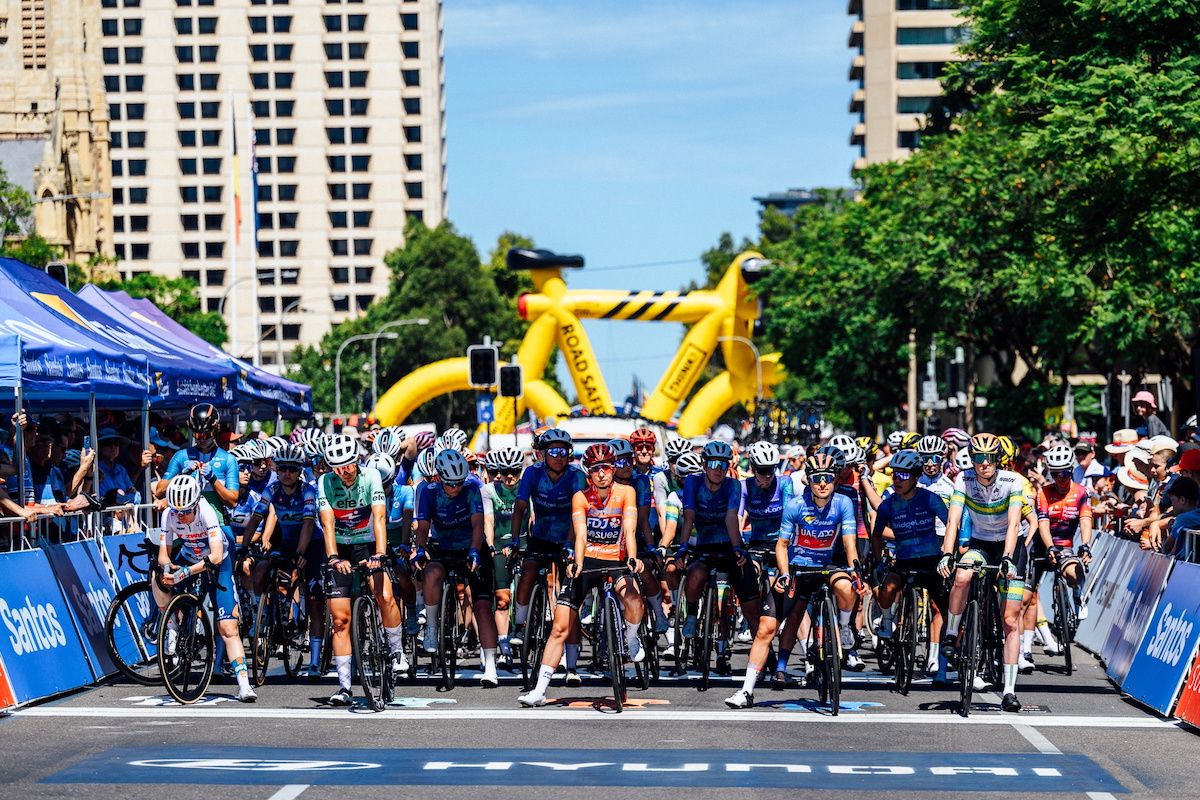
[0, 595, 68, 655]
[70, 582, 114, 638]
[1145, 603, 1194, 667]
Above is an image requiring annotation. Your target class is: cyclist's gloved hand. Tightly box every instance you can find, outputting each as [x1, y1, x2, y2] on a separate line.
[566, 561, 580, 579]
[1000, 554, 1017, 579]
[408, 547, 427, 565]
[873, 560, 890, 586]
[773, 572, 790, 592]
[1048, 545, 1062, 565]
[626, 556, 641, 574]
[655, 545, 668, 561]
[468, 548, 481, 572]
[674, 544, 689, 565]
[734, 547, 749, 565]
[851, 561, 865, 590]
[937, 553, 954, 578]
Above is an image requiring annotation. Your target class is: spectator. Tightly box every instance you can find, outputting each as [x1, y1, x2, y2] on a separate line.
[1073, 441, 1108, 496]
[1131, 390, 1168, 439]
[1148, 477, 1200, 556]
[1181, 415, 1198, 444]
[95, 427, 141, 507]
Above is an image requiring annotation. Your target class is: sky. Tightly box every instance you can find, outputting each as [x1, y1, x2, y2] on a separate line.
[441, 0, 857, 404]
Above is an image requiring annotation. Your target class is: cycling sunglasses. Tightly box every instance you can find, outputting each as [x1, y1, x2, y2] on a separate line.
[754, 466, 775, 476]
[892, 469, 914, 482]
[614, 457, 631, 468]
[808, 471, 836, 485]
[489, 468, 521, 478]
[922, 454, 942, 465]
[544, 447, 570, 458]
[276, 465, 302, 474]
[704, 459, 729, 470]
[972, 452, 997, 465]
[588, 463, 614, 474]
[442, 479, 465, 488]
[192, 430, 214, 440]
[1049, 468, 1072, 479]
[634, 444, 655, 453]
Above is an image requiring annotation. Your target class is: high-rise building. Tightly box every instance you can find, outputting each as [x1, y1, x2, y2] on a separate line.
[0, 0, 113, 264]
[848, 0, 964, 171]
[100, 0, 446, 370]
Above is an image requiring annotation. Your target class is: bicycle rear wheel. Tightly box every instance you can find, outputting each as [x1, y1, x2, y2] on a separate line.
[698, 581, 716, 691]
[822, 594, 841, 715]
[281, 578, 308, 678]
[352, 596, 387, 711]
[958, 599, 980, 717]
[604, 593, 626, 710]
[104, 580, 161, 685]
[520, 582, 547, 690]
[158, 593, 214, 705]
[671, 594, 688, 677]
[318, 602, 333, 676]
[438, 580, 458, 690]
[251, 592, 275, 687]
[893, 589, 914, 695]
[1055, 578, 1074, 676]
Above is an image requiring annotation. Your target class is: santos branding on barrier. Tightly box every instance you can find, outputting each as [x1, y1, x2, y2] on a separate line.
[1122, 560, 1200, 716]
[1105, 550, 1174, 685]
[0, 549, 94, 703]
[101, 532, 154, 591]
[44, 540, 120, 680]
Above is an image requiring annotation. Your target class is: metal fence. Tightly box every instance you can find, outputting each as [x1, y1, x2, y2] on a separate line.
[0, 502, 159, 552]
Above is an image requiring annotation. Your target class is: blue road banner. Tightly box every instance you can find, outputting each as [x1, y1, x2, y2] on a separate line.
[1122, 560, 1200, 715]
[45, 747, 1125, 793]
[1077, 535, 1142, 657]
[43, 540, 121, 680]
[0, 549, 95, 703]
[1106, 550, 1174, 685]
[100, 532, 154, 590]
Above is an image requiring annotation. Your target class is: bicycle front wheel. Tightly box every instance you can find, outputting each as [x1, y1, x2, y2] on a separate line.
[104, 580, 161, 685]
[822, 594, 841, 715]
[1055, 577, 1074, 676]
[251, 592, 275, 687]
[520, 581, 547, 690]
[158, 593, 214, 704]
[281, 577, 308, 678]
[698, 581, 716, 692]
[893, 589, 913, 695]
[958, 599, 980, 717]
[352, 595, 387, 712]
[438, 581, 458, 690]
[604, 593, 626, 710]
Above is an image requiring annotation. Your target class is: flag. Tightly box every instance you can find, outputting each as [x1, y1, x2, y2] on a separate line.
[249, 125, 260, 248]
[228, 91, 242, 245]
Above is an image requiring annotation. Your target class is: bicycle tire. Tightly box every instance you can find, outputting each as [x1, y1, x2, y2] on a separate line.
[251, 592, 274, 687]
[983, 589, 1005, 688]
[352, 595, 387, 712]
[671, 593, 688, 677]
[281, 577, 308, 678]
[959, 599, 980, 717]
[158, 593, 214, 704]
[698, 580, 716, 692]
[520, 581, 547, 690]
[318, 602, 333, 676]
[1055, 577, 1074, 676]
[104, 580, 161, 685]
[439, 579, 458, 690]
[604, 593, 626, 710]
[640, 617, 658, 685]
[893, 589, 913, 695]
[822, 594, 841, 715]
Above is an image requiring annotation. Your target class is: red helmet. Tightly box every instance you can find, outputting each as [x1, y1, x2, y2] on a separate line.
[582, 443, 615, 469]
[629, 427, 657, 447]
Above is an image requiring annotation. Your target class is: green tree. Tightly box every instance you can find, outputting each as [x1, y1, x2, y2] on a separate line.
[95, 273, 228, 347]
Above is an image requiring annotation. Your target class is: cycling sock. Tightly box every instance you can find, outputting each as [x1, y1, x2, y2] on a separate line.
[776, 649, 791, 672]
[481, 647, 497, 673]
[625, 620, 640, 651]
[1037, 620, 1056, 647]
[385, 625, 404, 654]
[230, 657, 250, 691]
[1003, 663, 1018, 695]
[946, 613, 962, 639]
[515, 603, 529, 626]
[310, 636, 322, 667]
[334, 654, 352, 690]
[424, 604, 440, 637]
[647, 593, 667, 625]
[928, 643, 940, 668]
[838, 610, 853, 627]
[565, 644, 580, 670]
[741, 663, 761, 693]
[533, 664, 554, 696]
[1021, 630, 1035, 654]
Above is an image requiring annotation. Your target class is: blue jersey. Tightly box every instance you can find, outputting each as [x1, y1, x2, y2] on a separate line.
[741, 476, 794, 545]
[254, 480, 318, 551]
[416, 481, 484, 551]
[229, 473, 273, 541]
[164, 446, 239, 521]
[779, 490, 857, 568]
[388, 484, 415, 531]
[873, 487, 947, 561]
[516, 462, 588, 545]
[681, 474, 741, 547]
[629, 471, 651, 507]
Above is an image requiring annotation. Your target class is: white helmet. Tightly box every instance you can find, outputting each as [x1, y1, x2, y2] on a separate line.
[887, 430, 905, 449]
[434, 448, 470, 484]
[298, 428, 325, 457]
[485, 447, 524, 471]
[916, 435, 947, 456]
[166, 474, 202, 511]
[373, 427, 405, 458]
[674, 451, 704, 477]
[415, 448, 437, 480]
[746, 441, 779, 468]
[663, 436, 691, 462]
[955, 448, 972, 472]
[323, 433, 359, 467]
[365, 452, 397, 484]
[841, 443, 866, 466]
[829, 434, 856, 452]
[438, 428, 469, 452]
[263, 435, 287, 456]
[1044, 445, 1075, 471]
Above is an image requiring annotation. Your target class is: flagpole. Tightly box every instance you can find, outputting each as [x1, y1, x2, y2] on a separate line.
[227, 88, 239, 358]
[249, 103, 262, 367]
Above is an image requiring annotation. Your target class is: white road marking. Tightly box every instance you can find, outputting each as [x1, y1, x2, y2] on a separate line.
[1012, 724, 1062, 755]
[10, 706, 1184, 730]
[1086, 794, 1118, 800]
[267, 785, 309, 800]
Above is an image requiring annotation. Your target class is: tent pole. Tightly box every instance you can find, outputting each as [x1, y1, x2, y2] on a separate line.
[142, 397, 151, 531]
[89, 393, 99, 533]
[14, 386, 25, 511]
[275, 406, 282, 437]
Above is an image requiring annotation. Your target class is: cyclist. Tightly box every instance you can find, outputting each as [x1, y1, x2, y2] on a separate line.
[158, 403, 239, 530]
[740, 440, 793, 678]
[157, 474, 257, 703]
[318, 433, 407, 706]
[411, 448, 500, 688]
[725, 451, 860, 708]
[937, 432, 1027, 712]
[611, 436, 668, 634]
[365, 451, 420, 641]
[510, 428, 588, 682]
[870, 449, 951, 684]
[230, 441, 276, 584]
[518, 443, 644, 707]
[916, 435, 954, 504]
[483, 446, 525, 662]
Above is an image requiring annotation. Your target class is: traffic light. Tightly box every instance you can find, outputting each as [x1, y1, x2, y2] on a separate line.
[467, 344, 498, 387]
[498, 364, 523, 398]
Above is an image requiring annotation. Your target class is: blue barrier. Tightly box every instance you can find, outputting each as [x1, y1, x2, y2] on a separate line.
[44, 540, 123, 681]
[98, 533, 160, 671]
[1105, 550, 1174, 685]
[1122, 560, 1200, 715]
[0, 548, 97, 703]
[101, 532, 154, 590]
[1076, 535, 1143, 658]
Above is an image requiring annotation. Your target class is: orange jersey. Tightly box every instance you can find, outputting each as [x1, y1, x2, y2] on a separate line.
[572, 483, 637, 561]
[1036, 481, 1092, 546]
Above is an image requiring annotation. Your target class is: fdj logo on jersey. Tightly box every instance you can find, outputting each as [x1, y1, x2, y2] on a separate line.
[0, 595, 68, 655]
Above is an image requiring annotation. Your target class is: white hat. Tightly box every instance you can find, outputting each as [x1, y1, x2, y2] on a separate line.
[1105, 428, 1140, 455]
[1116, 465, 1149, 491]
[1147, 435, 1178, 455]
[1124, 447, 1152, 474]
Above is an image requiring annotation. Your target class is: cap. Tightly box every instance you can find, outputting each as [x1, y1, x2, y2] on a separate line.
[1132, 390, 1157, 409]
[1074, 440, 1095, 454]
[148, 426, 173, 448]
[1178, 448, 1200, 472]
[1147, 435, 1178, 455]
[97, 427, 130, 445]
[1116, 465, 1149, 491]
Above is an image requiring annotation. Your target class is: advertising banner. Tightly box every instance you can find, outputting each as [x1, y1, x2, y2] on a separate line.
[44, 540, 121, 680]
[100, 532, 156, 590]
[1105, 550, 1174, 684]
[0, 654, 17, 710]
[0, 549, 95, 703]
[1172, 644, 1200, 726]
[1076, 536, 1142, 657]
[1123, 561, 1200, 715]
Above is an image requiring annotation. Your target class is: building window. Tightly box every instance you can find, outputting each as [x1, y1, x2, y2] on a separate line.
[182, 242, 201, 259]
[329, 267, 349, 284]
[326, 99, 344, 117]
[897, 96, 933, 113]
[346, 13, 366, 31]
[329, 239, 348, 257]
[178, 130, 197, 147]
[130, 243, 150, 260]
[127, 103, 145, 120]
[202, 157, 222, 174]
[898, 131, 922, 148]
[896, 0, 959, 9]
[201, 128, 221, 146]
[348, 42, 368, 59]
[178, 102, 196, 119]
[355, 295, 373, 311]
[104, 75, 120, 92]
[277, 184, 297, 201]
[326, 127, 346, 145]
[401, 13, 418, 30]
[349, 98, 369, 116]
[102, 19, 119, 36]
[351, 155, 370, 172]
[401, 41, 418, 58]
[174, 18, 192, 34]
[403, 126, 421, 143]
[328, 211, 347, 228]
[200, 101, 220, 119]
[252, 100, 270, 117]
[125, 47, 144, 64]
[352, 210, 372, 227]
[404, 153, 422, 171]
[348, 70, 368, 88]
[176, 46, 194, 63]
[323, 14, 341, 31]
[126, 75, 145, 92]
[180, 186, 199, 203]
[259, 212, 274, 229]
[328, 183, 347, 200]
[407, 210, 424, 222]
[278, 240, 299, 257]
[249, 15, 267, 33]
[258, 241, 274, 257]
[130, 215, 149, 232]
[325, 71, 345, 89]
[205, 269, 226, 286]
[123, 18, 142, 35]
[896, 26, 964, 45]
[250, 43, 269, 61]
[324, 43, 343, 59]
[128, 132, 147, 148]
[200, 73, 219, 90]
[275, 128, 296, 145]
[198, 45, 218, 62]
[258, 297, 276, 313]
[353, 238, 372, 256]
[103, 48, 120, 64]
[257, 184, 273, 202]
[202, 185, 223, 202]
[275, 72, 294, 89]
[276, 156, 296, 173]
[127, 160, 148, 177]
[897, 61, 947, 80]
[350, 126, 369, 144]
[273, 43, 293, 61]
[274, 16, 292, 32]
[204, 213, 223, 230]
[354, 266, 374, 283]
[351, 183, 371, 200]
[402, 69, 420, 87]
[275, 100, 295, 117]
[205, 242, 224, 258]
[332, 295, 350, 312]
[251, 72, 270, 90]
[128, 187, 149, 204]
[403, 98, 420, 115]
[327, 155, 346, 172]
[277, 212, 298, 229]
[176, 73, 195, 90]
[405, 181, 423, 199]
[112, 160, 123, 177]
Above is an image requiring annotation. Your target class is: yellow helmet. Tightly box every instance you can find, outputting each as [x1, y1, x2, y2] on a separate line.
[855, 435, 878, 461]
[900, 432, 921, 450]
[969, 432, 1002, 457]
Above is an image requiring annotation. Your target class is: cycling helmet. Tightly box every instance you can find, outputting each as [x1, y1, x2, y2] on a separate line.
[663, 436, 691, 462]
[855, 436, 879, 461]
[886, 430, 905, 450]
[485, 447, 524, 471]
[264, 435, 288, 455]
[841, 443, 866, 466]
[702, 440, 734, 462]
[537, 428, 572, 450]
[969, 432, 1002, 456]
[900, 432, 921, 450]
[373, 427, 405, 458]
[298, 428, 325, 456]
[323, 433, 359, 467]
[412, 430, 436, 451]
[438, 428, 469, 452]
[829, 434, 856, 451]
[674, 451, 704, 477]
[955, 448, 973, 472]
[746, 441, 780, 468]
[272, 443, 305, 467]
[629, 427, 657, 448]
[890, 449, 924, 473]
[916, 435, 947, 457]
[230, 444, 255, 464]
[1044, 446, 1075, 471]
[942, 427, 970, 448]
[607, 438, 634, 460]
[434, 448, 470, 483]
[815, 444, 847, 473]
[583, 443, 616, 469]
[997, 435, 1016, 464]
[1186, 415, 1198, 430]
[188, 403, 219, 433]
[416, 447, 437, 480]
[365, 452, 397, 485]
[166, 474, 202, 511]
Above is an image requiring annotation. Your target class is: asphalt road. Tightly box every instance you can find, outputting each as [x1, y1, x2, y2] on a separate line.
[2, 639, 1195, 800]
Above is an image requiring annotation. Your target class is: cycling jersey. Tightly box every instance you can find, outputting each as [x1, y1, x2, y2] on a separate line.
[228, 473, 273, 542]
[741, 475, 795, 545]
[950, 468, 1024, 543]
[162, 498, 226, 564]
[873, 487, 947, 560]
[651, 470, 682, 533]
[918, 472, 955, 505]
[254, 480, 318, 551]
[836, 479, 869, 539]
[1036, 481, 1092, 547]
[482, 481, 519, 550]
[386, 483, 415, 545]
[571, 483, 637, 561]
[164, 446, 239, 522]
[317, 469, 386, 545]
[778, 490, 857, 568]
[416, 481, 484, 551]
[681, 473, 741, 547]
[515, 462, 588, 545]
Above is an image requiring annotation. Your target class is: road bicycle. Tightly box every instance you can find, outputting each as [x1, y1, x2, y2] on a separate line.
[954, 561, 1005, 717]
[794, 567, 845, 716]
[103, 541, 162, 686]
[887, 568, 931, 696]
[672, 550, 735, 691]
[1041, 552, 1084, 676]
[156, 567, 224, 704]
[249, 551, 309, 686]
[576, 565, 638, 711]
[516, 548, 569, 690]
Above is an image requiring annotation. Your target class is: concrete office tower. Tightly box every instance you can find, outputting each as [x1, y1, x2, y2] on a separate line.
[848, 0, 964, 171]
[0, 0, 113, 265]
[101, 0, 446, 370]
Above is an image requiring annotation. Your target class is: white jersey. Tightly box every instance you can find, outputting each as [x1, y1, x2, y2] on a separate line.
[919, 472, 955, 505]
[950, 469, 1024, 543]
[162, 498, 226, 564]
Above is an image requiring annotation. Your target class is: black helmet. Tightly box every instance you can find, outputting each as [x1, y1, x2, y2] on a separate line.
[189, 403, 219, 433]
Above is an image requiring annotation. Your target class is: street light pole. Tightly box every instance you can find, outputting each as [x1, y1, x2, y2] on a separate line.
[717, 335, 762, 410]
[336, 332, 398, 418]
[218, 271, 277, 317]
[370, 317, 430, 409]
